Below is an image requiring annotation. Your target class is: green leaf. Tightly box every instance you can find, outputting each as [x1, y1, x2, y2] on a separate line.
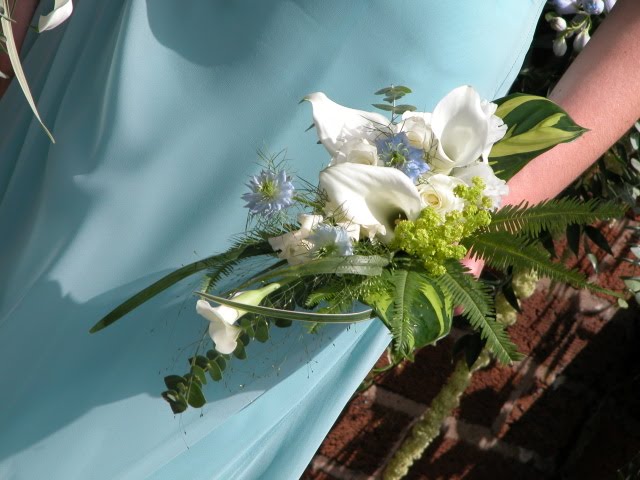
[255, 318, 270, 342]
[437, 261, 522, 363]
[186, 382, 206, 409]
[490, 94, 586, 181]
[239, 255, 390, 288]
[90, 238, 273, 332]
[453, 333, 484, 368]
[190, 365, 207, 385]
[162, 390, 188, 414]
[372, 103, 395, 112]
[464, 231, 621, 298]
[0, 0, 55, 142]
[198, 291, 374, 323]
[584, 225, 613, 255]
[623, 277, 640, 292]
[233, 343, 247, 360]
[164, 375, 187, 391]
[207, 360, 223, 381]
[567, 223, 582, 257]
[373, 269, 452, 360]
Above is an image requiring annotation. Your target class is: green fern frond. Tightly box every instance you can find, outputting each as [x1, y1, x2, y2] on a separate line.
[486, 198, 623, 237]
[438, 261, 522, 363]
[464, 231, 589, 287]
[391, 269, 415, 358]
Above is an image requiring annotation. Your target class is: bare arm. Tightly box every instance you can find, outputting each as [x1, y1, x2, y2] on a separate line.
[504, 0, 640, 206]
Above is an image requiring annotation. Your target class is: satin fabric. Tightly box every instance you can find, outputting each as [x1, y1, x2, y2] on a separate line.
[0, 1, 544, 478]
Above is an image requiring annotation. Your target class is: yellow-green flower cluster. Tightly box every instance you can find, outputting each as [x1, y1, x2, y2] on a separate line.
[393, 178, 492, 276]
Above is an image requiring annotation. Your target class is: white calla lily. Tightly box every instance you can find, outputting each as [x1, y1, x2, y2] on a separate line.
[196, 284, 281, 354]
[430, 86, 505, 173]
[319, 163, 423, 243]
[38, 0, 73, 32]
[304, 92, 390, 156]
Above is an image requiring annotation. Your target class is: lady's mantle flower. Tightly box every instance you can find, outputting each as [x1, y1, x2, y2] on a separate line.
[242, 169, 295, 217]
[308, 224, 354, 256]
[376, 133, 429, 181]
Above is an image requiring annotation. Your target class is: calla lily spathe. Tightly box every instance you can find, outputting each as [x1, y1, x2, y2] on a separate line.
[304, 92, 390, 156]
[429, 86, 506, 173]
[319, 163, 423, 243]
[196, 284, 281, 354]
[38, 0, 74, 32]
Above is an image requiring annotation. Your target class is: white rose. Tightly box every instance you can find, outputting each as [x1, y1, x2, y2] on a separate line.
[452, 162, 509, 209]
[417, 174, 466, 216]
[330, 138, 380, 166]
[429, 86, 506, 174]
[399, 111, 434, 151]
[268, 213, 323, 265]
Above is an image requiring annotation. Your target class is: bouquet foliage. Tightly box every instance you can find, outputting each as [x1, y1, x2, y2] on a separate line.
[91, 85, 623, 413]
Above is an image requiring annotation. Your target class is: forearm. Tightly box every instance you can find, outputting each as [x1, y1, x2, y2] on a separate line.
[504, 0, 640, 206]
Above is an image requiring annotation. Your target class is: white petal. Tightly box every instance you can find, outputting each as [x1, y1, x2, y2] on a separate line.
[430, 86, 488, 171]
[38, 0, 73, 32]
[304, 92, 390, 155]
[208, 321, 242, 354]
[196, 299, 240, 325]
[298, 213, 324, 233]
[319, 163, 423, 243]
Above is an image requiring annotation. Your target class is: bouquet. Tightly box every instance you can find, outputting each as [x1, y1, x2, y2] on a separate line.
[91, 85, 623, 413]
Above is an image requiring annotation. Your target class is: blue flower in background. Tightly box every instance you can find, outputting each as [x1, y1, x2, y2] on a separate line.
[242, 169, 295, 217]
[376, 133, 429, 181]
[308, 224, 353, 256]
[582, 0, 604, 15]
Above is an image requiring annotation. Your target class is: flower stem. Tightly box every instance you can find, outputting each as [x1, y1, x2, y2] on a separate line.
[381, 351, 491, 480]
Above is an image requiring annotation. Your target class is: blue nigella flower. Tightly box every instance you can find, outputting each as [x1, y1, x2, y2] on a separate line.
[242, 169, 295, 217]
[581, 0, 604, 14]
[376, 132, 429, 181]
[308, 224, 353, 257]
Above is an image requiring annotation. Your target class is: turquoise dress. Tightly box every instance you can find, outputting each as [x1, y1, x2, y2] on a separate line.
[0, 1, 545, 478]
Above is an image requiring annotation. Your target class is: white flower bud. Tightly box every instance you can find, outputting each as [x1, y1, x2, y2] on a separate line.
[549, 16, 567, 31]
[553, 36, 568, 56]
[573, 29, 591, 52]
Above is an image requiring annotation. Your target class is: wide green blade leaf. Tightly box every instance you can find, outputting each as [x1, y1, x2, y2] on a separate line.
[90, 240, 272, 332]
[197, 292, 374, 323]
[242, 254, 390, 286]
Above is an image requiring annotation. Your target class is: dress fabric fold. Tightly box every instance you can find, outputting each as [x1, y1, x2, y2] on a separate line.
[0, 1, 544, 478]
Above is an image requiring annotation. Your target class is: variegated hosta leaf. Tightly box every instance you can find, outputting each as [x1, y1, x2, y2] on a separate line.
[489, 93, 586, 181]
